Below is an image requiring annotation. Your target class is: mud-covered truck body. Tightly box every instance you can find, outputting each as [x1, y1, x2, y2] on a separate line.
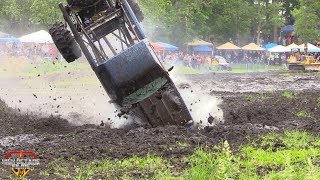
[49, 0, 193, 127]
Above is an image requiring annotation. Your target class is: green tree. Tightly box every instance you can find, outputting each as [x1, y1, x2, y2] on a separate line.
[140, 0, 212, 46]
[248, 0, 284, 45]
[293, 0, 320, 45]
[0, 0, 34, 35]
[30, 0, 62, 26]
[280, 0, 300, 25]
[206, 0, 253, 44]
[140, 0, 256, 45]
[0, 0, 63, 35]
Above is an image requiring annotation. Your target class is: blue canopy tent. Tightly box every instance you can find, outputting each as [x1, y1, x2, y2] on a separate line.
[263, 43, 277, 50]
[0, 37, 20, 43]
[281, 25, 294, 33]
[156, 42, 179, 51]
[193, 45, 212, 52]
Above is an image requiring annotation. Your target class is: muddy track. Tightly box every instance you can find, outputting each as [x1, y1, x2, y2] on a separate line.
[1, 71, 320, 178]
[1, 89, 320, 178]
[179, 71, 320, 93]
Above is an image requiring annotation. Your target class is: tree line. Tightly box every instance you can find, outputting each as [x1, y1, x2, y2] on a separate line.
[0, 0, 319, 46]
[140, 0, 319, 46]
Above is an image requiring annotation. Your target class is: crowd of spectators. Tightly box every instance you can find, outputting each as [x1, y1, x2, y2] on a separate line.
[158, 52, 213, 68]
[158, 50, 293, 68]
[1, 41, 320, 69]
[0, 42, 59, 60]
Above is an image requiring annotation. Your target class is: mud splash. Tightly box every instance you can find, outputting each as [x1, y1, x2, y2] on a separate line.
[172, 75, 224, 127]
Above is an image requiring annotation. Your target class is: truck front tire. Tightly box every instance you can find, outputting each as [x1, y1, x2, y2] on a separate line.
[49, 22, 82, 63]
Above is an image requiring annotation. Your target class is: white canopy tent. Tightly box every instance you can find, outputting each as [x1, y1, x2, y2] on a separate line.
[19, 30, 53, 43]
[268, 45, 291, 53]
[287, 43, 299, 50]
[297, 43, 320, 52]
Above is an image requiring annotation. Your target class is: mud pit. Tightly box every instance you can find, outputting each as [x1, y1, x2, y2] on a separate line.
[1, 70, 320, 178]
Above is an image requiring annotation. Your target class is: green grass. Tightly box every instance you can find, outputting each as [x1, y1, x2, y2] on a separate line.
[280, 72, 293, 77]
[185, 131, 320, 179]
[280, 71, 320, 77]
[282, 91, 296, 99]
[176, 141, 190, 147]
[0, 68, 9, 77]
[41, 131, 320, 179]
[54, 77, 99, 86]
[246, 94, 269, 102]
[1, 60, 286, 78]
[24, 76, 99, 87]
[171, 66, 203, 74]
[0, 60, 98, 86]
[185, 141, 240, 179]
[294, 110, 312, 118]
[74, 155, 174, 180]
[317, 97, 320, 108]
[0, 60, 91, 77]
[229, 63, 286, 73]
[172, 64, 286, 75]
[23, 61, 90, 77]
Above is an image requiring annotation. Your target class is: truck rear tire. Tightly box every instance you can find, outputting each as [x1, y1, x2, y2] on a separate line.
[49, 22, 82, 63]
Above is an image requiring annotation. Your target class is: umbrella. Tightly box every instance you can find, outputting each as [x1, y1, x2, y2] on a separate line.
[287, 43, 299, 50]
[297, 43, 320, 53]
[268, 45, 291, 53]
[188, 39, 213, 46]
[242, 43, 264, 51]
[193, 45, 212, 52]
[19, 30, 53, 43]
[216, 42, 241, 50]
[263, 43, 277, 50]
[150, 42, 165, 51]
[156, 41, 179, 51]
[281, 25, 294, 33]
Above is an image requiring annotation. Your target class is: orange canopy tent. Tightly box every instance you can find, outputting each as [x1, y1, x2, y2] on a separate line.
[216, 42, 241, 50]
[150, 42, 165, 51]
[188, 39, 213, 46]
[241, 43, 264, 51]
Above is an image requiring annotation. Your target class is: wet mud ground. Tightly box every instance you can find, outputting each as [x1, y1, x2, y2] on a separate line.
[0, 70, 320, 178]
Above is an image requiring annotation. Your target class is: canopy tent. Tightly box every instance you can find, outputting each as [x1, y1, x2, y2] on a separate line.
[281, 25, 294, 33]
[19, 30, 53, 43]
[268, 45, 291, 53]
[216, 42, 241, 50]
[0, 37, 20, 43]
[193, 45, 213, 52]
[287, 43, 299, 49]
[242, 43, 264, 51]
[0, 31, 10, 38]
[156, 41, 179, 51]
[150, 42, 165, 51]
[263, 43, 277, 50]
[297, 43, 320, 53]
[188, 39, 213, 46]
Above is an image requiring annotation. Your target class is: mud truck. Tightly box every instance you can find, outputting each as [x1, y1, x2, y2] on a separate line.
[49, 0, 193, 127]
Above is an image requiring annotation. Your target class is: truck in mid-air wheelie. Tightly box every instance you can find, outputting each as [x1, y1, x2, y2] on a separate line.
[49, 0, 193, 127]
